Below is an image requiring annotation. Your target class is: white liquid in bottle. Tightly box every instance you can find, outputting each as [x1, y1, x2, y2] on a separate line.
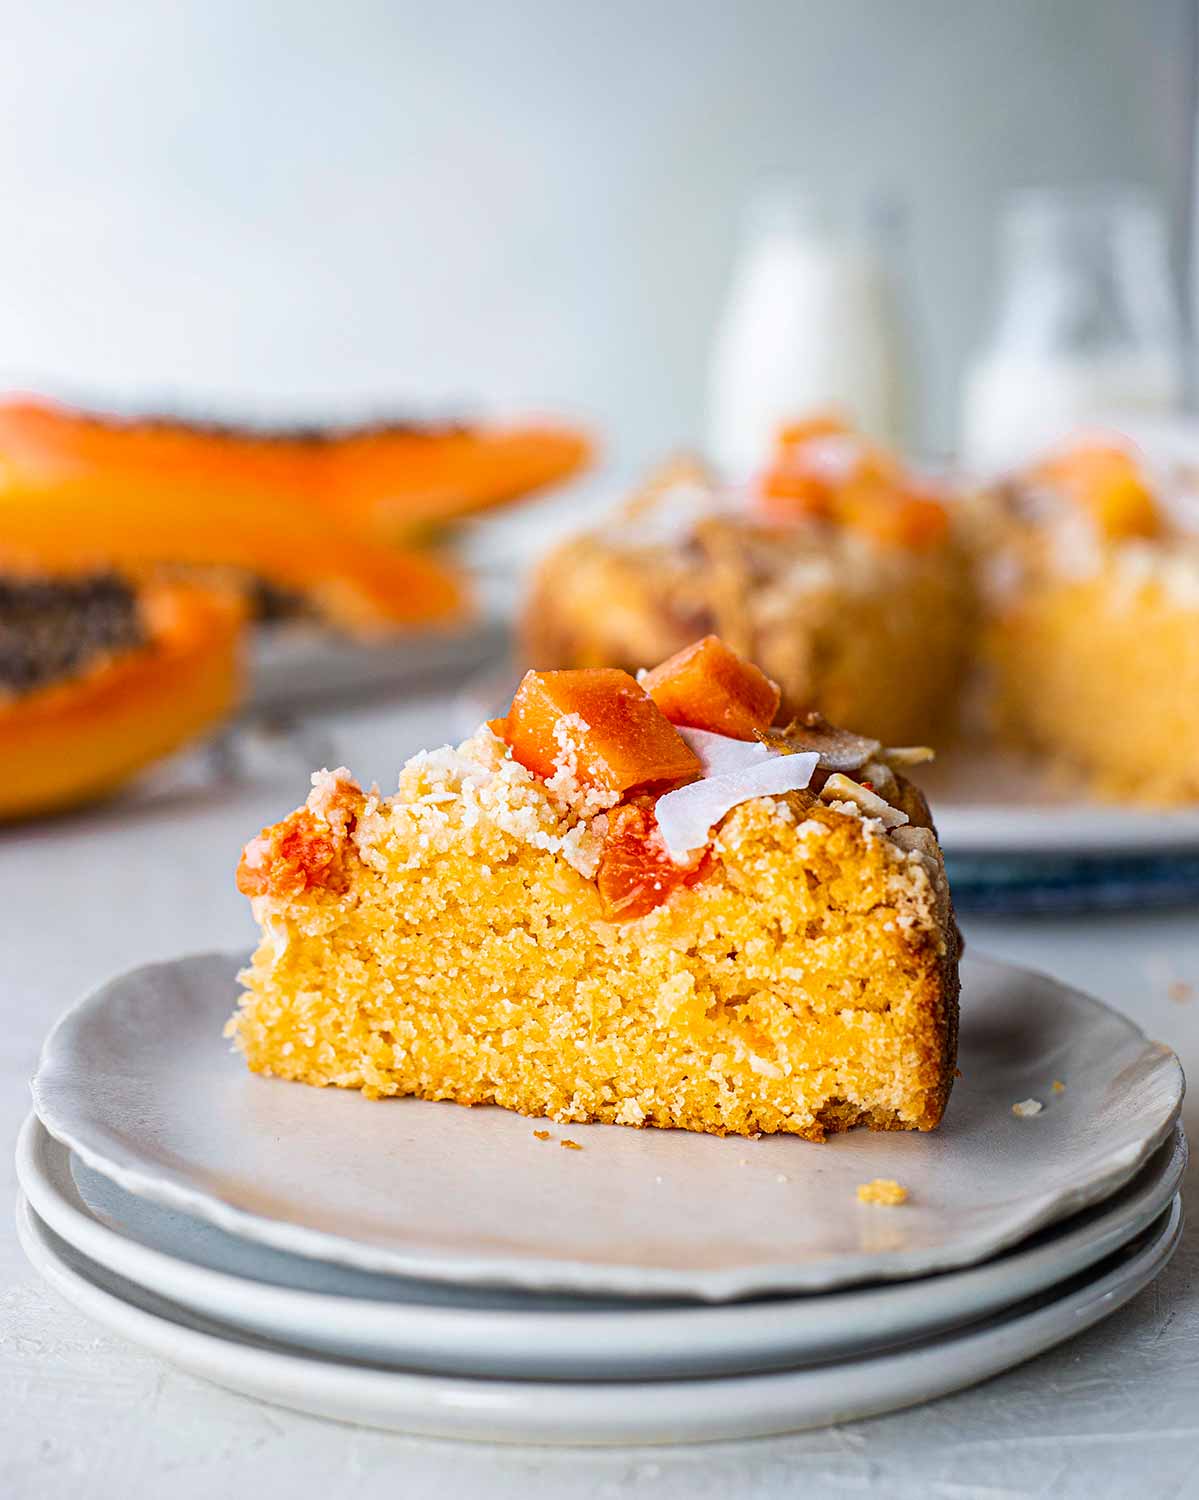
[708, 187, 908, 480]
[960, 188, 1184, 475]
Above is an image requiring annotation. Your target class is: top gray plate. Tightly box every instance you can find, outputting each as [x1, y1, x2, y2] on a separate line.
[31, 951, 1183, 1301]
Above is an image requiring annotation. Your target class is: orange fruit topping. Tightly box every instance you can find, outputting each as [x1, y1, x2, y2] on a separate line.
[1035, 442, 1163, 541]
[642, 634, 780, 741]
[502, 668, 700, 792]
[596, 799, 711, 920]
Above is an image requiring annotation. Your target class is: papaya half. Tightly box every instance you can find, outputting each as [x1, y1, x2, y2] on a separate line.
[0, 579, 245, 819]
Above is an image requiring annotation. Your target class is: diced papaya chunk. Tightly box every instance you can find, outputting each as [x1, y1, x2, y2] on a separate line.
[776, 412, 850, 450]
[836, 481, 950, 548]
[760, 466, 836, 520]
[596, 800, 711, 920]
[503, 668, 700, 791]
[1035, 443, 1162, 541]
[642, 635, 781, 741]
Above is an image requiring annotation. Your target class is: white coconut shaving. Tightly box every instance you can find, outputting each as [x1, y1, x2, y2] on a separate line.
[676, 726, 771, 776]
[655, 751, 820, 860]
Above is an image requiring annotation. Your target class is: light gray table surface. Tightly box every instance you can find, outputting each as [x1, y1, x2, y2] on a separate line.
[1, 690, 1196, 1500]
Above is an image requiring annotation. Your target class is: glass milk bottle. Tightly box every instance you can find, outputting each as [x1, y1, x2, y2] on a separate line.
[707, 184, 910, 480]
[960, 187, 1185, 475]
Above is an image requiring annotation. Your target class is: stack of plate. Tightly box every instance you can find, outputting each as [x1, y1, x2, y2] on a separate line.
[18, 952, 1185, 1446]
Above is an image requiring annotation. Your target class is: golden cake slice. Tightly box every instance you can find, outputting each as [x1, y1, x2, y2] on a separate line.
[523, 418, 975, 745]
[230, 637, 960, 1140]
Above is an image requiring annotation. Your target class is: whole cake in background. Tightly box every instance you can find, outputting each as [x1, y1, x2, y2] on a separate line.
[974, 434, 1199, 803]
[524, 415, 1198, 807]
[523, 416, 975, 748]
[231, 634, 961, 1141]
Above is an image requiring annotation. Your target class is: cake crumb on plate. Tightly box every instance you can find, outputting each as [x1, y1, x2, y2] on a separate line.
[561, 1139, 583, 1151]
[1012, 1098, 1043, 1118]
[857, 1178, 908, 1206]
[533, 1129, 550, 1140]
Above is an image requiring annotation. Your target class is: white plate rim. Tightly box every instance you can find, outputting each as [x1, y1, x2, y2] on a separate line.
[14, 1112, 1187, 1380]
[15, 1191, 1183, 1446]
[933, 803, 1199, 858]
[30, 951, 1186, 1301]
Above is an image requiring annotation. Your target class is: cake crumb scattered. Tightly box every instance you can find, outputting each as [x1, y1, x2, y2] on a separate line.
[533, 1129, 550, 1140]
[1051, 1080, 1066, 1093]
[1012, 1098, 1043, 1118]
[561, 1139, 583, 1151]
[857, 1178, 908, 1206]
[775, 1173, 789, 1184]
[1168, 980, 1194, 1004]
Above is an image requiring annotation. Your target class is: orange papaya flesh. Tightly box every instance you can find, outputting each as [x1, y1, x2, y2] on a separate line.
[329, 424, 593, 535]
[642, 634, 781, 740]
[1034, 442, 1163, 541]
[596, 798, 711, 920]
[0, 396, 590, 538]
[834, 479, 951, 548]
[0, 581, 245, 819]
[0, 431, 465, 637]
[759, 415, 949, 547]
[503, 668, 701, 792]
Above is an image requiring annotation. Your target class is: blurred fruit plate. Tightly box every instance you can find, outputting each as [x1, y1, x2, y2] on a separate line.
[248, 617, 509, 715]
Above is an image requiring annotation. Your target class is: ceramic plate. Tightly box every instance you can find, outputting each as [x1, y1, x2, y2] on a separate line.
[31, 952, 1183, 1300]
[249, 615, 508, 715]
[15, 1193, 1182, 1445]
[14, 1114, 1186, 1379]
[914, 747, 1199, 857]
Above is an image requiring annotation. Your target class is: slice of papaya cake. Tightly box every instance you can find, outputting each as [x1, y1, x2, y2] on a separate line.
[230, 635, 960, 1140]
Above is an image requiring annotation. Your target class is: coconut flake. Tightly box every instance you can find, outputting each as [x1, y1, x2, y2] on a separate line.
[819, 772, 909, 829]
[881, 745, 935, 768]
[656, 752, 819, 860]
[676, 726, 772, 776]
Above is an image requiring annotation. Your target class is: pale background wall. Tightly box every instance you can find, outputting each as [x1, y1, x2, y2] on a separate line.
[0, 0, 1192, 464]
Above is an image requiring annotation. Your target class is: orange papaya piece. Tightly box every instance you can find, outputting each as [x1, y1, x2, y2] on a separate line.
[596, 799, 710, 920]
[0, 396, 590, 539]
[328, 423, 593, 535]
[0, 581, 245, 819]
[642, 635, 781, 741]
[834, 480, 950, 548]
[503, 668, 700, 791]
[776, 412, 851, 450]
[1035, 442, 1162, 540]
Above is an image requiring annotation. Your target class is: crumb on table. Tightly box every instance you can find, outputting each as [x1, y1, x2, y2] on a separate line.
[533, 1129, 550, 1141]
[857, 1178, 908, 1206]
[1168, 980, 1194, 1004]
[1012, 1098, 1043, 1118]
[561, 1138, 583, 1151]
[1051, 1079, 1066, 1093]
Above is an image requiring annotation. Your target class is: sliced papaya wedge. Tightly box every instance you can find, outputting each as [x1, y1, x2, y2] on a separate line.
[0, 581, 245, 819]
[0, 399, 466, 633]
[0, 396, 590, 538]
